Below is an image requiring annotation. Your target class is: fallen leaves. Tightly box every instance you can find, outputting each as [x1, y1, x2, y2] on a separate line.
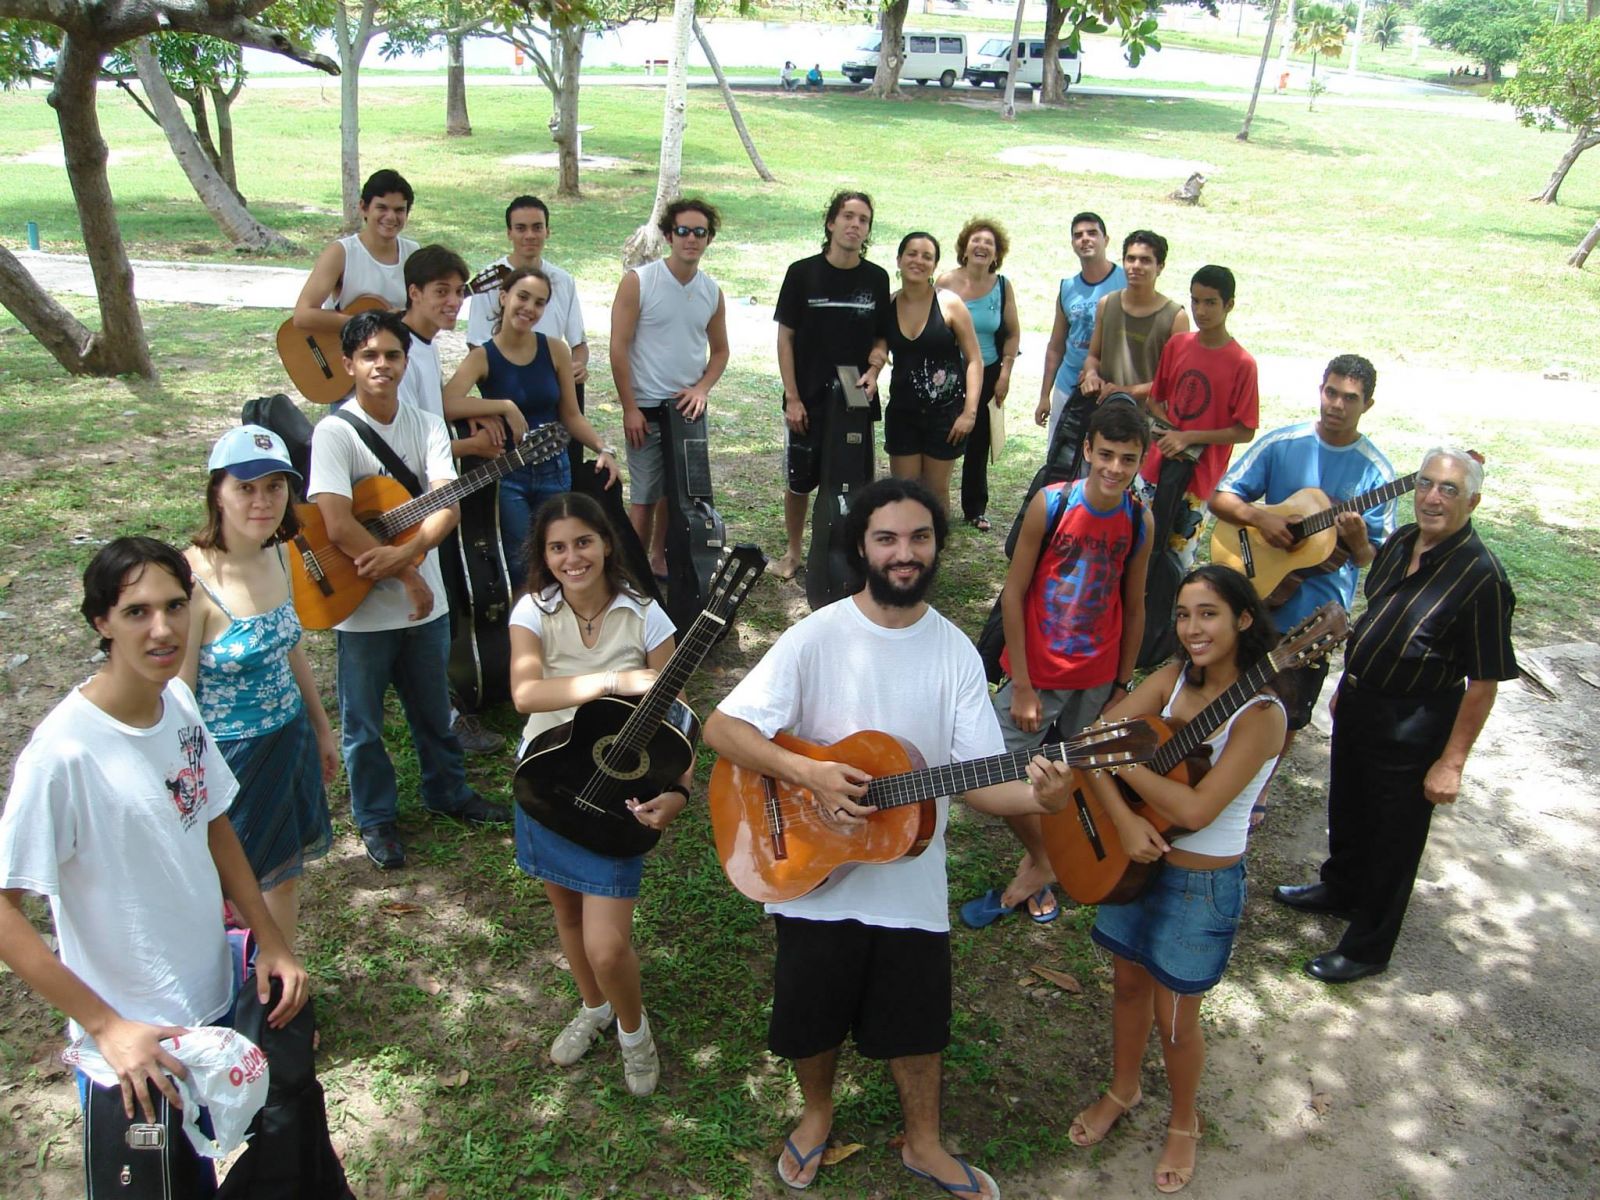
[380, 901, 423, 916]
[821, 1142, 864, 1166]
[1029, 964, 1084, 994]
[438, 1069, 470, 1089]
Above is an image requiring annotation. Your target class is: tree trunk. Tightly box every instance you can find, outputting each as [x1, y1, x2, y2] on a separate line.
[210, 81, 241, 194]
[336, 0, 380, 231]
[131, 42, 291, 252]
[866, 0, 909, 98]
[1239, 0, 1282, 140]
[623, 0, 694, 267]
[552, 23, 585, 198]
[446, 30, 472, 136]
[1040, 1, 1067, 104]
[43, 37, 152, 377]
[1531, 131, 1600, 204]
[1277, 0, 1297, 69]
[0, 246, 134, 376]
[1570, 216, 1600, 268]
[693, 17, 775, 181]
[1001, 0, 1027, 121]
[1348, 0, 1365, 73]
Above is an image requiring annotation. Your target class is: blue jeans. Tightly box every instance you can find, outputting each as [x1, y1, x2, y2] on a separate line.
[499, 465, 569, 591]
[336, 615, 472, 830]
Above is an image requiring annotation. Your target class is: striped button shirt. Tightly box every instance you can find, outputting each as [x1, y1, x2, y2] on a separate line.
[1343, 520, 1518, 695]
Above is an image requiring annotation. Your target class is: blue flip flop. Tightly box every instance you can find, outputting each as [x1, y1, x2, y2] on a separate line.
[1028, 884, 1060, 925]
[959, 888, 1010, 929]
[776, 1132, 829, 1190]
[904, 1155, 1000, 1198]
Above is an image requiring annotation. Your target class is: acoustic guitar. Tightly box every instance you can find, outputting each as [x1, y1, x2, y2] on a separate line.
[514, 544, 768, 859]
[275, 264, 512, 405]
[709, 719, 1158, 904]
[1041, 603, 1349, 905]
[1207, 451, 1479, 606]
[288, 422, 569, 630]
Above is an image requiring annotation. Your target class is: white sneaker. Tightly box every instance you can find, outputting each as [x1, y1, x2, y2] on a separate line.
[619, 1027, 660, 1097]
[550, 1006, 613, 1066]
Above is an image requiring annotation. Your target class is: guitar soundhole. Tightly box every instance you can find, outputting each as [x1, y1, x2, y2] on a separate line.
[592, 735, 649, 781]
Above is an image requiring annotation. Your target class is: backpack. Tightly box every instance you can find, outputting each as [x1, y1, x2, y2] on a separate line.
[239, 395, 314, 502]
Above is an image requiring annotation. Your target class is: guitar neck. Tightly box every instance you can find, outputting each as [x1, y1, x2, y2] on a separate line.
[864, 736, 1124, 810]
[1290, 472, 1417, 539]
[610, 608, 726, 749]
[370, 429, 563, 542]
[1151, 659, 1280, 775]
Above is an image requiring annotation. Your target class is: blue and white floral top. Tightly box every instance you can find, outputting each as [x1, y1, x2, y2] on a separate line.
[193, 558, 304, 741]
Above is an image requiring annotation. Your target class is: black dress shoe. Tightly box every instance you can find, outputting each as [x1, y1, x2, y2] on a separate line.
[1273, 882, 1356, 918]
[1306, 952, 1388, 983]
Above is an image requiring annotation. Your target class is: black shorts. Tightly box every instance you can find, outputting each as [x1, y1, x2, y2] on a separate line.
[768, 916, 952, 1060]
[883, 400, 966, 462]
[1282, 658, 1331, 731]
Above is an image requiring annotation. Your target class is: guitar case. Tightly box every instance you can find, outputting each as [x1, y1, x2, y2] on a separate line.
[240, 394, 314, 502]
[805, 378, 876, 611]
[570, 458, 663, 607]
[654, 404, 726, 636]
[441, 422, 515, 711]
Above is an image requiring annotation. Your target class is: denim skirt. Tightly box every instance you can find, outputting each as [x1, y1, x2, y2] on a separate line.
[514, 805, 644, 898]
[1090, 860, 1246, 995]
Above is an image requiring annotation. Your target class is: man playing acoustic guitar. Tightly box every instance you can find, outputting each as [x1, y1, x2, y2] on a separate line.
[291, 168, 418, 339]
[1208, 354, 1395, 822]
[305, 309, 509, 871]
[703, 478, 1073, 1200]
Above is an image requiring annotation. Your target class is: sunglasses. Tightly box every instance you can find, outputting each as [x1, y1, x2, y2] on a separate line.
[672, 225, 711, 239]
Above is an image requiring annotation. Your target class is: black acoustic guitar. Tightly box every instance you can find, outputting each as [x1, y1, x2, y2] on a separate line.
[805, 371, 876, 611]
[655, 403, 729, 636]
[513, 544, 768, 858]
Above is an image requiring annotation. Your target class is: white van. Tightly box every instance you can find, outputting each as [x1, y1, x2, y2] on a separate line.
[841, 32, 968, 88]
[963, 37, 1083, 90]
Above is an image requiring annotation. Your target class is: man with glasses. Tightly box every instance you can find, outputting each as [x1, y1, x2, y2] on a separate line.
[1209, 354, 1394, 821]
[1275, 447, 1518, 983]
[610, 197, 730, 581]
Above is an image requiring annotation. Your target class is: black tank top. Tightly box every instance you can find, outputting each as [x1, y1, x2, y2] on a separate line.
[887, 292, 965, 410]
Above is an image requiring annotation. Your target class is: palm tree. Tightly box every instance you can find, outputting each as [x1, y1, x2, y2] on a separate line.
[1294, 2, 1347, 77]
[1369, 3, 1401, 52]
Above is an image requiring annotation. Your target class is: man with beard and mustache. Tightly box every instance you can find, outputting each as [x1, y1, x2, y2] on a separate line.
[704, 478, 1073, 1198]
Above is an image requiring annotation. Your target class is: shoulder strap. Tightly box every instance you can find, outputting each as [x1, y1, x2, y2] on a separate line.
[333, 406, 422, 498]
[191, 569, 234, 620]
[1125, 492, 1145, 566]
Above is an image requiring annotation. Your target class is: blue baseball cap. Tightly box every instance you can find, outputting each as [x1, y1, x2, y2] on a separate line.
[208, 425, 301, 482]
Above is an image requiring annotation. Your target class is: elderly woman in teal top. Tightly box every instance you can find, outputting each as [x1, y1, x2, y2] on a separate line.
[938, 217, 1021, 532]
[182, 426, 337, 950]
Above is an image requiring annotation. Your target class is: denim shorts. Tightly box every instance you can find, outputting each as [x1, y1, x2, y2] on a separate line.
[515, 805, 643, 898]
[1090, 860, 1246, 995]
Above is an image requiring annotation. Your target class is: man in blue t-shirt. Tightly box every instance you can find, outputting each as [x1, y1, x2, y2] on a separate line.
[1033, 212, 1126, 452]
[1209, 354, 1395, 819]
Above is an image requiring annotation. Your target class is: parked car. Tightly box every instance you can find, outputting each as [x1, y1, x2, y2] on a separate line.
[842, 31, 969, 88]
[963, 36, 1083, 90]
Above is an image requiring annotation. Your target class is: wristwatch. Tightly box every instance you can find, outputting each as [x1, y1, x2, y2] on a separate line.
[596, 444, 620, 459]
[1113, 679, 1135, 694]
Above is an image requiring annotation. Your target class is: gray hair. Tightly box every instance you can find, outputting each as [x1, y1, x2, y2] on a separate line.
[1419, 446, 1483, 498]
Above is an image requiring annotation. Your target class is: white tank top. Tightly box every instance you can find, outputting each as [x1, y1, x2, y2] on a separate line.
[626, 257, 721, 403]
[334, 233, 418, 310]
[1163, 675, 1283, 858]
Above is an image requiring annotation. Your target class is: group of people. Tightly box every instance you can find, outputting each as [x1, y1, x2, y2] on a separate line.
[0, 172, 1519, 1200]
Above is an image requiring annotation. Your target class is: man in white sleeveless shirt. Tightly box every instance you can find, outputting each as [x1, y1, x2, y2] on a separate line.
[292, 168, 419, 340]
[609, 197, 729, 580]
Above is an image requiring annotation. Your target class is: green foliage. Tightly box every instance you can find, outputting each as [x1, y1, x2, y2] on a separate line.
[1293, 1, 1348, 73]
[1049, 0, 1165, 69]
[0, 20, 60, 88]
[105, 33, 242, 92]
[1369, 3, 1403, 50]
[1492, 17, 1600, 133]
[1417, 0, 1553, 77]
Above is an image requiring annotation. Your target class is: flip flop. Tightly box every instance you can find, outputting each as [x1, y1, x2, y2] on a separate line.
[775, 1131, 830, 1190]
[959, 888, 1011, 929]
[903, 1155, 1000, 1198]
[1027, 885, 1060, 924]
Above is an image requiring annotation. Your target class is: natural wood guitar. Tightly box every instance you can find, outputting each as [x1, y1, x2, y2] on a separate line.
[1041, 603, 1349, 905]
[513, 544, 767, 859]
[275, 264, 512, 405]
[287, 422, 569, 630]
[710, 719, 1158, 904]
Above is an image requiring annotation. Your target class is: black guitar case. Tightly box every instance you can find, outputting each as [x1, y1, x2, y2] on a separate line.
[805, 378, 876, 611]
[570, 458, 663, 606]
[654, 404, 726, 636]
[441, 423, 515, 711]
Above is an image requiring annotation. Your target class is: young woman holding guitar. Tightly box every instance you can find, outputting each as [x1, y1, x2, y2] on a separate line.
[1070, 563, 1287, 1195]
[506, 493, 690, 1098]
[181, 427, 339, 949]
[445, 268, 620, 589]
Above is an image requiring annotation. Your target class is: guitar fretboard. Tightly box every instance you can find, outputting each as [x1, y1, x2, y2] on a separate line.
[864, 736, 1136, 810]
[1288, 472, 1416, 540]
[366, 426, 568, 542]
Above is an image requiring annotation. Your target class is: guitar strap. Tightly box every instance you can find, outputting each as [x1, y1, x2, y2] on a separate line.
[333, 406, 423, 499]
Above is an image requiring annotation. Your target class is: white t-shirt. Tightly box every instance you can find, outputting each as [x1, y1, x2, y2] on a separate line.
[627, 258, 722, 405]
[306, 400, 456, 633]
[0, 680, 237, 1046]
[395, 326, 444, 421]
[333, 232, 417, 310]
[714, 597, 1005, 932]
[465, 256, 587, 349]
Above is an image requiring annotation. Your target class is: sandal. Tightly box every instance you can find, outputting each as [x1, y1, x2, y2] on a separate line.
[967, 515, 992, 532]
[776, 1129, 830, 1190]
[1155, 1115, 1202, 1194]
[1068, 1086, 1142, 1147]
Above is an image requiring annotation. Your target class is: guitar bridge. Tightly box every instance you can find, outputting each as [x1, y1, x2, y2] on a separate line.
[1236, 528, 1255, 578]
[293, 534, 334, 596]
[763, 775, 788, 861]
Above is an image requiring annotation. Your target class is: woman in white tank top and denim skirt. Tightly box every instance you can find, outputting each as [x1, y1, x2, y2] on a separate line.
[1068, 563, 1287, 1195]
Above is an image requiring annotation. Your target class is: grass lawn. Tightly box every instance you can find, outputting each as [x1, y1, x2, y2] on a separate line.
[1, 72, 1598, 1199]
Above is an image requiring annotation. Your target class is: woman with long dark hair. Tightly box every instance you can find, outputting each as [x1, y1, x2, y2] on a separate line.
[1068, 563, 1285, 1194]
[506, 492, 691, 1098]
